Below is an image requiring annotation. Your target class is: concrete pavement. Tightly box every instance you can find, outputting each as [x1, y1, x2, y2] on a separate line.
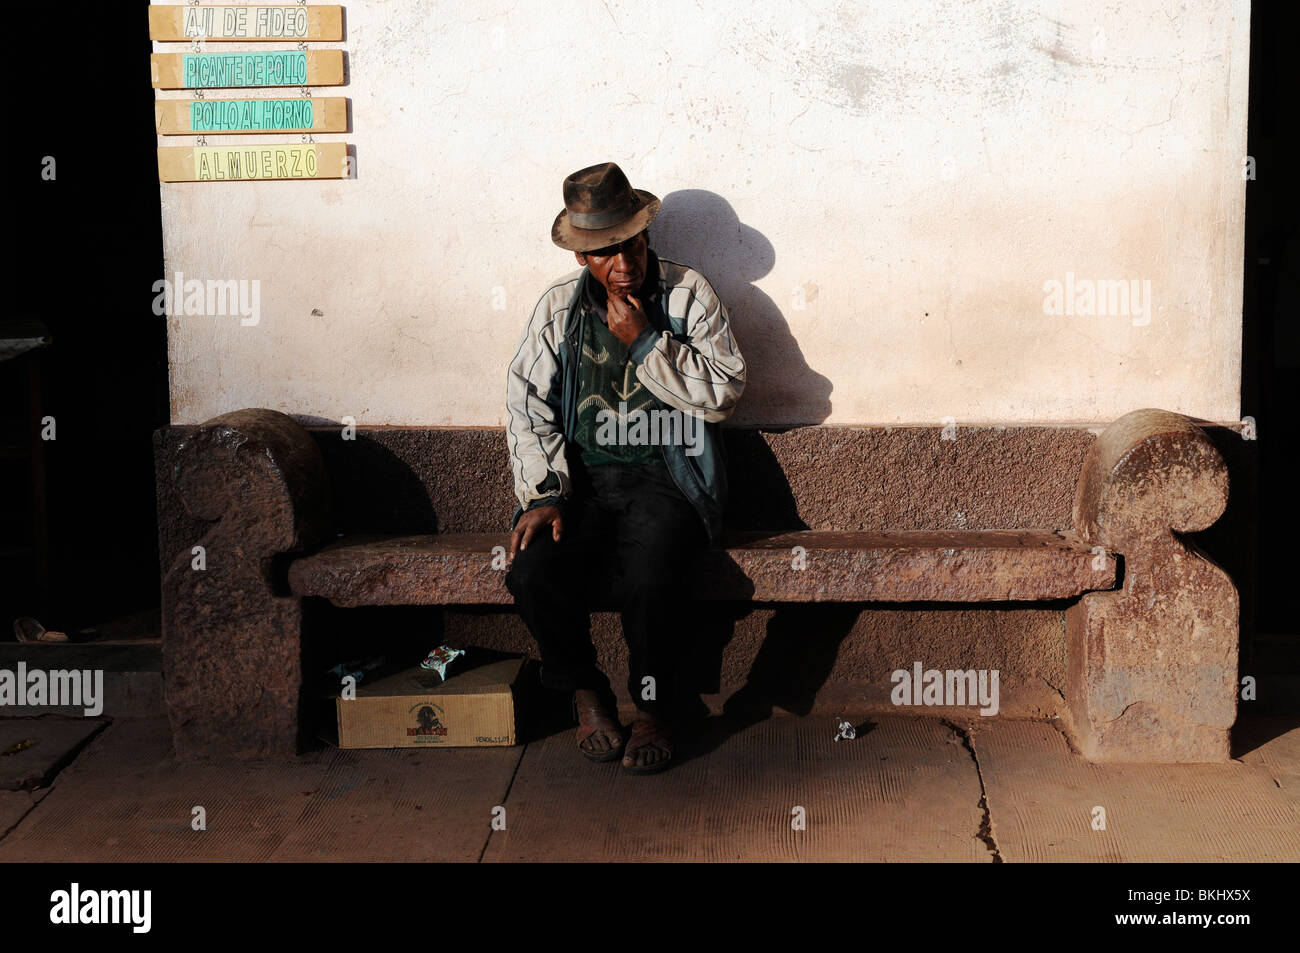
[2, 712, 1297, 862]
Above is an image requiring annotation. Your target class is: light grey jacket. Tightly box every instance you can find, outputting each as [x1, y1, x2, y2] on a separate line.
[506, 249, 746, 542]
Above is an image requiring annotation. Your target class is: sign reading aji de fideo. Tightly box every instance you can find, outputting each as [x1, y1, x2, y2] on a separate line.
[148, 5, 343, 42]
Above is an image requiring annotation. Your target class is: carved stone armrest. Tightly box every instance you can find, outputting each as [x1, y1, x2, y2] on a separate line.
[160, 409, 332, 759]
[1066, 409, 1237, 762]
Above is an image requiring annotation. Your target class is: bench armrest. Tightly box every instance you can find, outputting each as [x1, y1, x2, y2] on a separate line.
[1073, 408, 1228, 555]
[1066, 408, 1237, 762]
[161, 408, 332, 758]
[168, 408, 333, 551]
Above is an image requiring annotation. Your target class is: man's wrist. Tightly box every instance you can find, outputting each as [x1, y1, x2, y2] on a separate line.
[525, 495, 563, 512]
[628, 325, 659, 363]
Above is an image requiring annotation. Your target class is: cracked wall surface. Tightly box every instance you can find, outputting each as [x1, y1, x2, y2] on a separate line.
[155, 0, 1249, 427]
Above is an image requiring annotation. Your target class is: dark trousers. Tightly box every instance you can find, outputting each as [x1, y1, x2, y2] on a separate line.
[505, 461, 708, 718]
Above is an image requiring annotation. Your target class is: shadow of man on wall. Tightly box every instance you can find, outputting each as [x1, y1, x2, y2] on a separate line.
[650, 189, 832, 427]
[649, 191, 859, 754]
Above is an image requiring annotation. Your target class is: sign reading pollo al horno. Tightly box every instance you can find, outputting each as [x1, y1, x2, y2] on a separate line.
[155, 97, 347, 134]
[148, 5, 343, 42]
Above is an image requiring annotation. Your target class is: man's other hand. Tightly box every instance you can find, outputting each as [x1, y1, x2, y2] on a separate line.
[606, 293, 649, 346]
[509, 504, 563, 559]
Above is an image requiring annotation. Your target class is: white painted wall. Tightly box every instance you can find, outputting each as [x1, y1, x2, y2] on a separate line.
[155, 0, 1250, 427]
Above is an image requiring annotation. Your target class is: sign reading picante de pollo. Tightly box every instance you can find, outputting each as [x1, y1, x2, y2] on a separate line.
[155, 97, 347, 134]
[150, 50, 344, 89]
[148, 5, 343, 42]
[156, 142, 350, 181]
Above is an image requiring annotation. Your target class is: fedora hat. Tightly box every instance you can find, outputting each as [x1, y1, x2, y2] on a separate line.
[551, 162, 661, 252]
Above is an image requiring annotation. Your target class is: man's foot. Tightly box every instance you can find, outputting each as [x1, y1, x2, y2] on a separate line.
[574, 689, 624, 762]
[622, 712, 672, 774]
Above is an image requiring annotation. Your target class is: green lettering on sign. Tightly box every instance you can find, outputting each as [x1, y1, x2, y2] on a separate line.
[189, 99, 316, 131]
[180, 51, 309, 88]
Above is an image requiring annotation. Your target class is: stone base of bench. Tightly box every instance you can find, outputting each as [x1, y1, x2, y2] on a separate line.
[154, 408, 1238, 763]
[423, 602, 1074, 720]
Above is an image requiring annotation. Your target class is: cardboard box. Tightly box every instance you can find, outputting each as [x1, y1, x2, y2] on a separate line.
[335, 655, 525, 749]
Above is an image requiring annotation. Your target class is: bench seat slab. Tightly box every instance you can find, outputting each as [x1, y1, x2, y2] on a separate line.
[287, 529, 1117, 605]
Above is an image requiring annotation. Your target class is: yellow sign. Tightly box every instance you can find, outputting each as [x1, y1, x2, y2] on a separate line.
[157, 143, 350, 182]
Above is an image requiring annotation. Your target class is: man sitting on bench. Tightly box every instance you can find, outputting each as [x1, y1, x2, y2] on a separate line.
[505, 162, 747, 774]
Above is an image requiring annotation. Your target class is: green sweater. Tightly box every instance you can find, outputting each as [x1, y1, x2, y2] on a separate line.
[572, 285, 662, 467]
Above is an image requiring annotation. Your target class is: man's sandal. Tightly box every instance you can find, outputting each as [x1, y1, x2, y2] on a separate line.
[574, 693, 624, 763]
[621, 716, 673, 774]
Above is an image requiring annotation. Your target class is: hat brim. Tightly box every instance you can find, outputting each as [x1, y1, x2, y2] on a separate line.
[551, 190, 661, 252]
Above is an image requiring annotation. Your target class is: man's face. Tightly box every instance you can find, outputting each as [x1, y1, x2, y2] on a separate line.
[576, 230, 648, 300]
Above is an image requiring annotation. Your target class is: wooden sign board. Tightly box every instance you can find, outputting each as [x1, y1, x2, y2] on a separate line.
[155, 97, 347, 134]
[158, 142, 350, 181]
[149, 5, 343, 42]
[150, 50, 344, 89]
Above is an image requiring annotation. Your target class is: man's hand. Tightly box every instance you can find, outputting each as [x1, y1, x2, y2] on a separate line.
[509, 504, 563, 559]
[606, 293, 649, 347]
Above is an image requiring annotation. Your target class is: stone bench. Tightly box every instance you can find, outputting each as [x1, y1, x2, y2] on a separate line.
[155, 408, 1237, 764]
